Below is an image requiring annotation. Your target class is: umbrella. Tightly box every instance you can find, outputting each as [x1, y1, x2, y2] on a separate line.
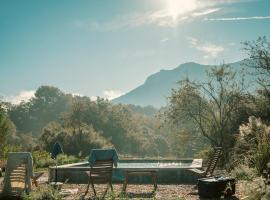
[51, 142, 63, 160]
[51, 142, 63, 183]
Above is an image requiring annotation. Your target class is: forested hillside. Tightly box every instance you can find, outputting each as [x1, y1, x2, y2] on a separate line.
[1, 86, 170, 157]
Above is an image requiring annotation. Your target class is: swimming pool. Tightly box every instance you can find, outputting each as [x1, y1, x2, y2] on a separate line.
[49, 159, 202, 184]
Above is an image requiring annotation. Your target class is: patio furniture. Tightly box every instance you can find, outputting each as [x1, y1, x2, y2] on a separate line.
[50, 142, 64, 188]
[188, 147, 222, 178]
[85, 149, 118, 198]
[2, 152, 43, 195]
[0, 159, 6, 177]
[123, 170, 157, 193]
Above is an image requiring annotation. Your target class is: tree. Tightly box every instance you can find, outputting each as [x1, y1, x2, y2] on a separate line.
[243, 37, 270, 122]
[243, 36, 270, 94]
[9, 86, 71, 137]
[164, 64, 248, 161]
[0, 102, 15, 158]
[40, 122, 112, 156]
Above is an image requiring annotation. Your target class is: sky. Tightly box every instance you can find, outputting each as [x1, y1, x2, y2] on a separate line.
[1, 0, 270, 103]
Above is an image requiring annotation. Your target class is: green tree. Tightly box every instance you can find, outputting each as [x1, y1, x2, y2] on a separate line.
[243, 36, 270, 94]
[243, 36, 270, 122]
[0, 101, 16, 158]
[9, 86, 71, 137]
[164, 65, 248, 161]
[40, 122, 112, 157]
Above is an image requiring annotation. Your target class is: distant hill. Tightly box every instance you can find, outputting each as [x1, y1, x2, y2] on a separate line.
[113, 60, 253, 107]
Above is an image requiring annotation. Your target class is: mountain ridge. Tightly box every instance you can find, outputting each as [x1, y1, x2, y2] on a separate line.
[113, 60, 250, 107]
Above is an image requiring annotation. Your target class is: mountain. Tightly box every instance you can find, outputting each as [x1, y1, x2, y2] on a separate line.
[113, 60, 252, 107]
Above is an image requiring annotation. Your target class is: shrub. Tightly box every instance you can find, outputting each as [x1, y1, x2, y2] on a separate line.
[22, 185, 62, 200]
[32, 150, 81, 169]
[240, 177, 265, 200]
[231, 164, 256, 181]
[40, 123, 112, 157]
[235, 116, 270, 174]
[1, 145, 23, 160]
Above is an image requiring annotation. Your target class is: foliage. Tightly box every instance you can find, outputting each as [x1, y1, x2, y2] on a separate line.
[243, 36, 270, 122]
[127, 104, 158, 117]
[32, 150, 81, 169]
[0, 102, 15, 155]
[164, 64, 249, 162]
[9, 86, 72, 137]
[22, 185, 62, 200]
[0, 144, 23, 160]
[240, 178, 265, 200]
[40, 122, 111, 157]
[231, 164, 256, 181]
[235, 116, 270, 174]
[243, 36, 270, 93]
[5, 86, 169, 158]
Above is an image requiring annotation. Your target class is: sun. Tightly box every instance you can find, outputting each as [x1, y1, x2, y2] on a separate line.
[165, 0, 198, 20]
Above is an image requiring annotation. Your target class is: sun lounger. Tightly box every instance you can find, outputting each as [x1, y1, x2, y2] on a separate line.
[2, 152, 43, 195]
[189, 147, 222, 178]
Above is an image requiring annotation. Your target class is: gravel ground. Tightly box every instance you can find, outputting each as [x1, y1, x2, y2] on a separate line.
[0, 175, 243, 200]
[61, 183, 242, 200]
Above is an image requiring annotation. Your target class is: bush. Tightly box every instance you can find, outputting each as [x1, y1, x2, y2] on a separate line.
[235, 116, 270, 174]
[0, 145, 23, 160]
[32, 150, 81, 169]
[231, 164, 256, 181]
[40, 122, 112, 157]
[22, 185, 62, 200]
[240, 177, 265, 200]
[254, 139, 270, 174]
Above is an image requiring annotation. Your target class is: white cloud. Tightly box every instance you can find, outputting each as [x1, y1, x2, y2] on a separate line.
[72, 93, 83, 97]
[205, 16, 270, 21]
[197, 44, 225, 58]
[187, 36, 225, 59]
[90, 96, 98, 101]
[103, 90, 123, 100]
[75, 0, 239, 30]
[4, 90, 35, 104]
[192, 8, 221, 17]
[160, 37, 169, 43]
[188, 37, 198, 46]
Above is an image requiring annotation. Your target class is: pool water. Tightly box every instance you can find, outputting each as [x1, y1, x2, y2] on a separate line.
[116, 159, 202, 169]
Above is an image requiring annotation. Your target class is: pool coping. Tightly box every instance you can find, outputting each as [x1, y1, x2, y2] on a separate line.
[50, 158, 203, 170]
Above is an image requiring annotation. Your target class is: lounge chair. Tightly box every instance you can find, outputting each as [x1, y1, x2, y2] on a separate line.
[85, 149, 118, 198]
[2, 152, 43, 196]
[188, 147, 222, 178]
[0, 159, 6, 177]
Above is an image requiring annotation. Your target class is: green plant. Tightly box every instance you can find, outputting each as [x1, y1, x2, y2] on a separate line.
[32, 150, 81, 169]
[254, 140, 270, 174]
[240, 177, 265, 200]
[236, 116, 270, 174]
[231, 164, 256, 181]
[1, 144, 23, 160]
[22, 185, 62, 200]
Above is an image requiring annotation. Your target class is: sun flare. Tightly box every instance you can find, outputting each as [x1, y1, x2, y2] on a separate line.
[165, 0, 198, 19]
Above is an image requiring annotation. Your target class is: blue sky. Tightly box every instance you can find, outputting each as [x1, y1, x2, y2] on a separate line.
[1, 0, 270, 103]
